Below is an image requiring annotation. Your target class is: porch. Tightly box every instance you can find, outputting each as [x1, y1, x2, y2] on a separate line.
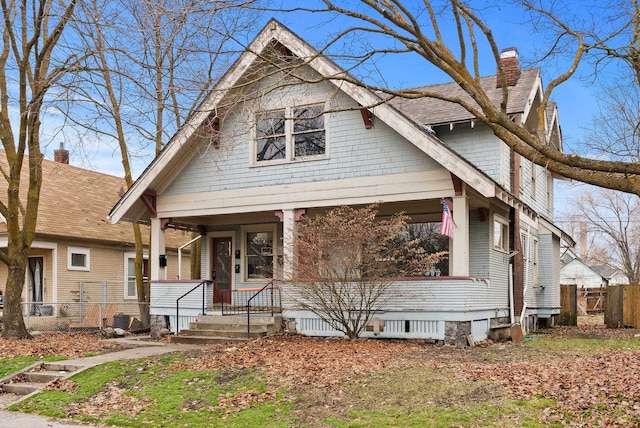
[151, 276, 511, 344]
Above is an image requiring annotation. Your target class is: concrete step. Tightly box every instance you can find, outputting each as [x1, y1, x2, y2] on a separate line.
[180, 328, 267, 339]
[188, 322, 271, 333]
[172, 314, 283, 345]
[170, 335, 250, 345]
[42, 362, 82, 372]
[2, 382, 42, 395]
[197, 314, 281, 326]
[23, 370, 64, 383]
[0, 361, 83, 395]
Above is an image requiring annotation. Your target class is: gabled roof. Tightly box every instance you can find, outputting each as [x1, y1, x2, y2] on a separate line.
[389, 69, 541, 127]
[591, 265, 621, 280]
[109, 20, 564, 227]
[0, 151, 189, 248]
[108, 19, 551, 225]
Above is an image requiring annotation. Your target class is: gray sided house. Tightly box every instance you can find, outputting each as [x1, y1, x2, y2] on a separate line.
[109, 20, 572, 344]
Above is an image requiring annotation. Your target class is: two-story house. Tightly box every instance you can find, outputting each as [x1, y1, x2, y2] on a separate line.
[109, 20, 572, 344]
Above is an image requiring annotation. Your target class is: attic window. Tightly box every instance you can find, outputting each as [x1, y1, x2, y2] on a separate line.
[255, 103, 326, 164]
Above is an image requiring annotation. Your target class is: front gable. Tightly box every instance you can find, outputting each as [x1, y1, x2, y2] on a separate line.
[162, 71, 449, 212]
[109, 20, 496, 225]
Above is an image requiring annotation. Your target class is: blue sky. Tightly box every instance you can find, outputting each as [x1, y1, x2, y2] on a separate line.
[40, 1, 603, 217]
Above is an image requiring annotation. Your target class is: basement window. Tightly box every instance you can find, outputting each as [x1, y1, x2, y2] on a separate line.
[493, 216, 509, 253]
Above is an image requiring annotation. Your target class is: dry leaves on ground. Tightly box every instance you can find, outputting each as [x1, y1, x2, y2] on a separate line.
[3, 318, 640, 425]
[65, 381, 154, 418]
[172, 335, 428, 388]
[0, 333, 130, 359]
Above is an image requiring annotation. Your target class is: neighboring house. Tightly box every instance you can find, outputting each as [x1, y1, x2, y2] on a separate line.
[560, 249, 608, 289]
[109, 20, 573, 344]
[591, 265, 629, 286]
[0, 146, 192, 323]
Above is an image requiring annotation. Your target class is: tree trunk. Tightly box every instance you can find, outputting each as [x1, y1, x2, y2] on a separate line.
[3, 262, 31, 339]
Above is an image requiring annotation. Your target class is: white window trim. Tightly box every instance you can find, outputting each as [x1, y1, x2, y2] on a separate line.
[241, 224, 278, 283]
[251, 101, 329, 166]
[531, 165, 537, 200]
[124, 252, 148, 300]
[532, 237, 539, 287]
[493, 215, 509, 253]
[67, 246, 90, 271]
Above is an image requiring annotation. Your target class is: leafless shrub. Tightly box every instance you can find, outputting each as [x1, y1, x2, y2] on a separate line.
[289, 204, 446, 338]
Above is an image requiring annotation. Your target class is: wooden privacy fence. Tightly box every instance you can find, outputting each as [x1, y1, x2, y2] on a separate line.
[559, 284, 577, 326]
[605, 285, 640, 328]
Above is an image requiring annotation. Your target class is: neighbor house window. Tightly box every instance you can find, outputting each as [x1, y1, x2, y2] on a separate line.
[68, 247, 90, 271]
[243, 225, 277, 281]
[124, 253, 148, 299]
[493, 216, 509, 252]
[255, 103, 326, 163]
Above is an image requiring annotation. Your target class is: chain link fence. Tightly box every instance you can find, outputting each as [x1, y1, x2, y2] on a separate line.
[0, 280, 150, 333]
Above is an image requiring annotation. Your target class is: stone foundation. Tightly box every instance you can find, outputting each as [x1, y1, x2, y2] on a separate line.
[444, 321, 471, 347]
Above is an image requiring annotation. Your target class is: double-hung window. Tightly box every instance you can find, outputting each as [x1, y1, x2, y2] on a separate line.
[255, 103, 326, 163]
[124, 253, 148, 299]
[493, 216, 509, 252]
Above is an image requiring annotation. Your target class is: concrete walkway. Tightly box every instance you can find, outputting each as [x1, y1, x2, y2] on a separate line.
[0, 337, 202, 427]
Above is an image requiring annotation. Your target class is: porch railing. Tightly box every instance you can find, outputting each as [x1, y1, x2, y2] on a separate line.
[221, 280, 282, 338]
[175, 280, 210, 335]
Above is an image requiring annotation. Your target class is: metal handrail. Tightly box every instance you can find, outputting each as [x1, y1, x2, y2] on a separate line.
[246, 280, 279, 338]
[176, 280, 210, 335]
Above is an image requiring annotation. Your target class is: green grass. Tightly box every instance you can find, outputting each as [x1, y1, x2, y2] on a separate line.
[523, 336, 640, 353]
[10, 335, 640, 427]
[14, 354, 295, 427]
[320, 368, 559, 428]
[0, 355, 66, 378]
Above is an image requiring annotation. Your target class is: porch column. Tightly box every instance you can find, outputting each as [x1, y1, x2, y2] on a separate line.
[451, 195, 469, 276]
[282, 209, 296, 281]
[150, 217, 166, 281]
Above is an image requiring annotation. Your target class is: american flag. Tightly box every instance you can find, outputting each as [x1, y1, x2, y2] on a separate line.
[440, 198, 453, 239]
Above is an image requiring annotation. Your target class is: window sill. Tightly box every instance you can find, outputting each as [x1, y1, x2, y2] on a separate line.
[250, 155, 329, 167]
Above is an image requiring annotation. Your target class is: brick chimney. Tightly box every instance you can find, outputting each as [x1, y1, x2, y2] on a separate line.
[579, 222, 588, 260]
[496, 47, 521, 88]
[54, 142, 69, 164]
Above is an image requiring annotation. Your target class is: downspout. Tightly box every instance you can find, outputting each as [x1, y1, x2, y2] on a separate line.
[519, 225, 531, 330]
[178, 235, 202, 280]
[509, 264, 515, 323]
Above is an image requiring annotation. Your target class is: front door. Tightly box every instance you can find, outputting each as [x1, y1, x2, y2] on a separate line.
[212, 237, 232, 304]
[28, 256, 44, 315]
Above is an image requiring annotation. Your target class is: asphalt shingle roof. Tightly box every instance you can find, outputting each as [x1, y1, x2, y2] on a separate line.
[0, 151, 190, 248]
[389, 68, 540, 126]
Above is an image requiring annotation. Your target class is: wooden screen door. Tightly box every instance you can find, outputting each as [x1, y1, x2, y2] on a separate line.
[212, 237, 232, 304]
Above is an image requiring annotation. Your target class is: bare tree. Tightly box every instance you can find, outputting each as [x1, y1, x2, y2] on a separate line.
[288, 205, 445, 339]
[566, 188, 640, 283]
[266, 1, 640, 197]
[0, 0, 78, 338]
[56, 0, 258, 326]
